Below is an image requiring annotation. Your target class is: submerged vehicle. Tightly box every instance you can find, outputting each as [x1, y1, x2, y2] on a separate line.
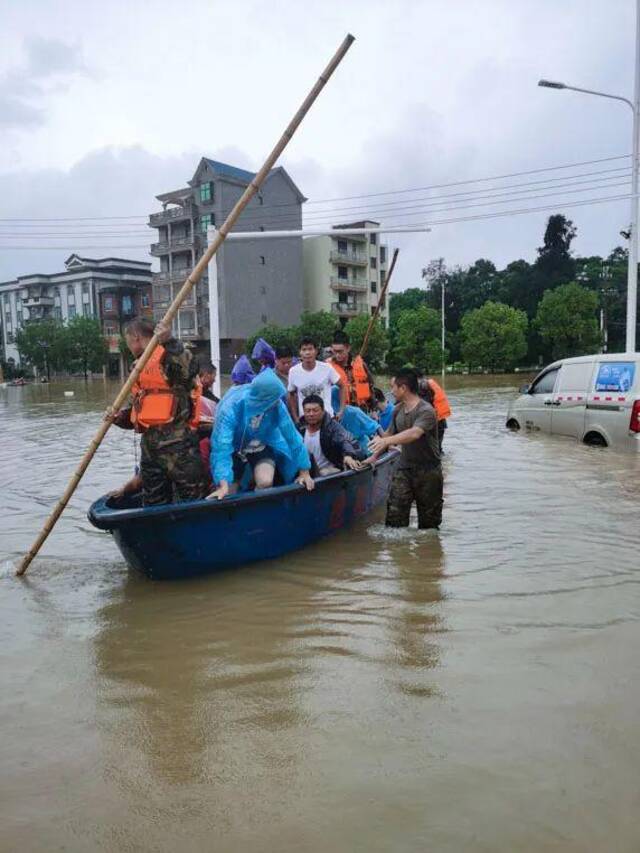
[506, 353, 640, 451]
[88, 450, 399, 580]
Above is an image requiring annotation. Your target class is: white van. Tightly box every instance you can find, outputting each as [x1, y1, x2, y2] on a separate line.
[506, 353, 640, 451]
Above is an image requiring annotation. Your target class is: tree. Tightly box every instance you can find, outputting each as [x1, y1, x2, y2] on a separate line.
[296, 311, 339, 349]
[389, 305, 446, 372]
[343, 313, 390, 370]
[246, 323, 298, 358]
[66, 316, 108, 378]
[460, 301, 528, 371]
[534, 282, 600, 359]
[389, 287, 428, 327]
[15, 319, 66, 378]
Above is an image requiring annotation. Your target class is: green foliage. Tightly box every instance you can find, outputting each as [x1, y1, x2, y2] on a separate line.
[389, 305, 446, 372]
[389, 287, 428, 324]
[460, 301, 528, 371]
[65, 316, 108, 378]
[343, 313, 389, 370]
[534, 282, 600, 359]
[15, 319, 67, 376]
[296, 311, 339, 349]
[246, 323, 298, 358]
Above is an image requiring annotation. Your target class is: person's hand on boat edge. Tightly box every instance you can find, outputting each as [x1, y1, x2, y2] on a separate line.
[343, 455, 362, 471]
[296, 470, 315, 491]
[207, 480, 231, 501]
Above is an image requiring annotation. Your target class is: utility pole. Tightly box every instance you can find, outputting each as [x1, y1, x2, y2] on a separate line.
[441, 278, 446, 386]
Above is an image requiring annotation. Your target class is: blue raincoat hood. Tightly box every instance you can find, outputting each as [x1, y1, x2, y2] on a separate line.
[245, 369, 286, 415]
[231, 354, 256, 385]
[251, 337, 276, 367]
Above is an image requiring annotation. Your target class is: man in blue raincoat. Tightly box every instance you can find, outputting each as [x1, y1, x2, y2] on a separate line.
[208, 368, 315, 500]
[251, 337, 276, 371]
[231, 354, 256, 385]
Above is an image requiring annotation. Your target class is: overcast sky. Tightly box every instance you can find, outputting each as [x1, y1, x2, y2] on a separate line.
[0, 0, 637, 291]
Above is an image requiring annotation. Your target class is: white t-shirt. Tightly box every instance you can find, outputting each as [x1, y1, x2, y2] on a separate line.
[303, 428, 332, 471]
[288, 360, 340, 417]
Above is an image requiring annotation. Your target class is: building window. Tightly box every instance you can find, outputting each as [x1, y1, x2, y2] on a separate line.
[67, 286, 75, 305]
[200, 213, 214, 233]
[369, 233, 377, 245]
[82, 302, 91, 317]
[54, 307, 62, 320]
[199, 182, 213, 203]
[371, 306, 376, 315]
[122, 295, 133, 315]
[104, 322, 116, 336]
[258, 193, 264, 206]
[82, 282, 89, 294]
[141, 294, 150, 308]
[261, 313, 267, 324]
[180, 310, 196, 333]
[337, 239, 348, 253]
[259, 225, 265, 232]
[260, 285, 266, 295]
[370, 257, 377, 270]
[370, 281, 377, 293]
[260, 255, 265, 265]
[380, 246, 387, 263]
[104, 296, 113, 311]
[68, 305, 76, 318]
[337, 265, 348, 280]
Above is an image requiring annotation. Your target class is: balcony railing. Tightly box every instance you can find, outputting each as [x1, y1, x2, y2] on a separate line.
[152, 268, 193, 285]
[150, 235, 194, 256]
[330, 277, 367, 292]
[330, 249, 368, 266]
[23, 296, 54, 308]
[331, 302, 362, 316]
[149, 204, 193, 227]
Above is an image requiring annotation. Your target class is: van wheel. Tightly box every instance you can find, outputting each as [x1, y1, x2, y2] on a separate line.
[506, 418, 520, 431]
[583, 432, 607, 447]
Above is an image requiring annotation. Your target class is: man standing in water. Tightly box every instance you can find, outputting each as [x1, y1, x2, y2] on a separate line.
[369, 368, 443, 529]
[108, 318, 209, 505]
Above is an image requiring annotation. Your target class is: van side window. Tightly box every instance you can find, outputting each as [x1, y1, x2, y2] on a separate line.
[531, 367, 559, 395]
[557, 362, 593, 393]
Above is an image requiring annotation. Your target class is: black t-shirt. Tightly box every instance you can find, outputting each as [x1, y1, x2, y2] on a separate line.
[389, 399, 440, 470]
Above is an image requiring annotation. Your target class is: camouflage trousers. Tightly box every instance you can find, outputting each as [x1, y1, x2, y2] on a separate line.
[385, 466, 443, 529]
[140, 429, 209, 506]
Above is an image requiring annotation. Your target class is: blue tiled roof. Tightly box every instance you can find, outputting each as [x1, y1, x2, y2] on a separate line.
[204, 158, 256, 183]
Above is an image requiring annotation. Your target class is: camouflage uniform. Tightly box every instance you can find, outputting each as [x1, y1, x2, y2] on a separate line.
[385, 467, 443, 529]
[384, 397, 443, 529]
[116, 340, 209, 506]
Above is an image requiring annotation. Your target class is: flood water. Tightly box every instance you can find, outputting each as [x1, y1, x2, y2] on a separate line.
[1, 375, 639, 852]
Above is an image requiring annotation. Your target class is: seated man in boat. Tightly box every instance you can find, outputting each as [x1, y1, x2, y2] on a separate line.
[107, 318, 209, 506]
[297, 394, 362, 477]
[208, 368, 315, 500]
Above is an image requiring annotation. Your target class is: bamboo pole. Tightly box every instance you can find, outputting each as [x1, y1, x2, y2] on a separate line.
[359, 247, 399, 360]
[16, 33, 356, 577]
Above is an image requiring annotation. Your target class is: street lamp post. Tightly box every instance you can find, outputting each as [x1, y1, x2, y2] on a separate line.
[538, 1, 640, 352]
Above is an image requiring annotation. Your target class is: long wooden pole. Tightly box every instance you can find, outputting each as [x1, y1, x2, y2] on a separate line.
[359, 247, 399, 359]
[16, 33, 356, 576]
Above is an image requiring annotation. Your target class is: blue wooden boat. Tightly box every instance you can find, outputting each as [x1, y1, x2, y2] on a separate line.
[88, 450, 398, 580]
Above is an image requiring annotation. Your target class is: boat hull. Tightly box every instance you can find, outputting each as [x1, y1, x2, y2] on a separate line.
[88, 451, 398, 580]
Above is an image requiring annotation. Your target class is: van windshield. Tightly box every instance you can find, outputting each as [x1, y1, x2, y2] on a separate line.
[531, 368, 559, 395]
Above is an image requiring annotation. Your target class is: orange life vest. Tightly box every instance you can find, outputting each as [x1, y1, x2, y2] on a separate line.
[130, 346, 201, 431]
[329, 355, 372, 406]
[428, 378, 452, 421]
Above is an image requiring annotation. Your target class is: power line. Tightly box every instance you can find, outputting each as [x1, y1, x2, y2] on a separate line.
[0, 191, 632, 249]
[0, 153, 632, 224]
[0, 172, 632, 240]
[0, 175, 631, 240]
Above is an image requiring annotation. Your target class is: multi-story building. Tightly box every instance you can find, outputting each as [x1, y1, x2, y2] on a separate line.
[302, 221, 391, 327]
[149, 157, 306, 369]
[0, 255, 152, 376]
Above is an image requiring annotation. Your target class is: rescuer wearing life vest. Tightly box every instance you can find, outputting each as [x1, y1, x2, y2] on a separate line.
[107, 317, 209, 506]
[328, 330, 375, 411]
[418, 376, 452, 452]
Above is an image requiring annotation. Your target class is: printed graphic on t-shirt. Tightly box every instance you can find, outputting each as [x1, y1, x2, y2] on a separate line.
[298, 382, 326, 399]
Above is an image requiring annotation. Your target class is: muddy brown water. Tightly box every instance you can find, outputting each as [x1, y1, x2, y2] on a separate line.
[1, 376, 639, 852]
